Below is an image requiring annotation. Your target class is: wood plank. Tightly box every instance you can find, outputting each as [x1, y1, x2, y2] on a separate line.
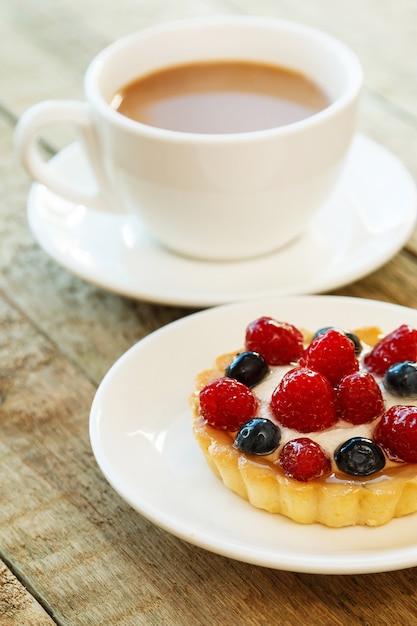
[0, 560, 55, 625]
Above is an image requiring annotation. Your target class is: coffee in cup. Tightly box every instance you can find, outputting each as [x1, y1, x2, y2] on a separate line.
[14, 16, 362, 261]
[112, 60, 330, 134]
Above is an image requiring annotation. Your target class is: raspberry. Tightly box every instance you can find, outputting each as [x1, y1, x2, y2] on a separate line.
[245, 316, 304, 365]
[278, 438, 331, 481]
[270, 367, 337, 432]
[336, 371, 385, 424]
[364, 324, 417, 376]
[199, 377, 258, 431]
[374, 405, 417, 462]
[300, 328, 359, 386]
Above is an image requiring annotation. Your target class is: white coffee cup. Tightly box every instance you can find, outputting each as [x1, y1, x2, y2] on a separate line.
[14, 16, 362, 261]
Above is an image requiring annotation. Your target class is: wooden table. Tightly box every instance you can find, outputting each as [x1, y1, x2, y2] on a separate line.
[1, 0, 417, 623]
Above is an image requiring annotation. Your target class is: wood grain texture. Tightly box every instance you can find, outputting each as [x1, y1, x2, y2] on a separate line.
[1, 0, 417, 624]
[0, 561, 55, 625]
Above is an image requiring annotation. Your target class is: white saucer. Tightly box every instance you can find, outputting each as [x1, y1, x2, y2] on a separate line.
[28, 134, 417, 307]
[90, 295, 417, 574]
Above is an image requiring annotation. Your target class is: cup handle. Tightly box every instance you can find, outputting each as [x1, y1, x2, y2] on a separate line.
[14, 100, 119, 212]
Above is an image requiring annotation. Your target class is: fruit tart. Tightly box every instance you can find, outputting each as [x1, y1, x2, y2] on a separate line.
[190, 316, 417, 527]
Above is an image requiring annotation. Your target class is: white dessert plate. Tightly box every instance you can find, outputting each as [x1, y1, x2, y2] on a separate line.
[90, 294, 417, 574]
[28, 135, 416, 307]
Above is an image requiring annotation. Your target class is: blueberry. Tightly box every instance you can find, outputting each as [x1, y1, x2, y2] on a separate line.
[234, 418, 281, 455]
[312, 327, 362, 356]
[383, 361, 417, 397]
[225, 351, 268, 387]
[345, 331, 362, 357]
[334, 437, 385, 476]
